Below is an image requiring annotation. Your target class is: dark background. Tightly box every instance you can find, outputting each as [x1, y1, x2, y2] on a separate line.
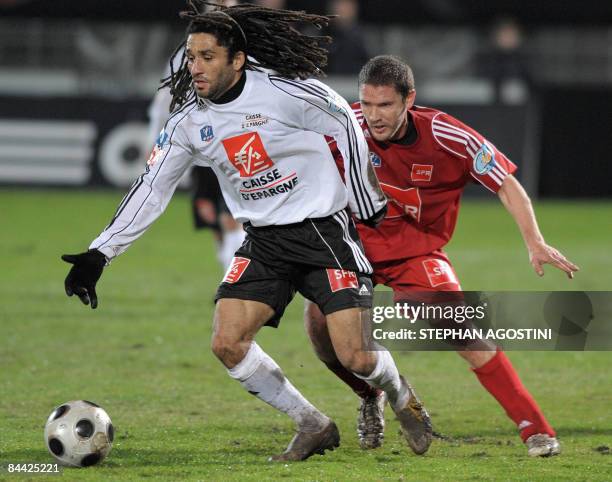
[1, 0, 611, 196]
[3, 0, 612, 24]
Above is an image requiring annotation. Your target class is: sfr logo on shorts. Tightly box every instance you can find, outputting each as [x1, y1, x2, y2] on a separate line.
[326, 268, 358, 292]
[422, 259, 459, 287]
[223, 257, 251, 284]
[222, 131, 275, 177]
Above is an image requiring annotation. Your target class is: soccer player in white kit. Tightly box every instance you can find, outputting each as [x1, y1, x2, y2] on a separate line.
[148, 46, 245, 272]
[62, 2, 432, 460]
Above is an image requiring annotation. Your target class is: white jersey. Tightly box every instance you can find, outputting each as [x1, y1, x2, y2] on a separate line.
[91, 70, 385, 260]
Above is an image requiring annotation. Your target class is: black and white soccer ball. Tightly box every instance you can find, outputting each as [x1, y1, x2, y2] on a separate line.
[44, 400, 114, 467]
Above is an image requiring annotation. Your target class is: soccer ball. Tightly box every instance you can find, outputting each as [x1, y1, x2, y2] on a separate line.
[44, 400, 114, 467]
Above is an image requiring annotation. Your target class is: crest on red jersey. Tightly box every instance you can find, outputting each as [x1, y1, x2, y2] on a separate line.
[369, 152, 382, 167]
[222, 132, 275, 177]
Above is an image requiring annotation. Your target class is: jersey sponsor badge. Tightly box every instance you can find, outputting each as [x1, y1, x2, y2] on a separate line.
[325, 93, 347, 115]
[411, 164, 433, 182]
[147, 131, 169, 167]
[473, 143, 496, 174]
[222, 131, 275, 177]
[422, 259, 459, 287]
[156, 131, 169, 147]
[200, 125, 214, 142]
[242, 113, 268, 129]
[326, 269, 359, 292]
[223, 257, 251, 284]
[369, 152, 382, 167]
[379, 183, 422, 221]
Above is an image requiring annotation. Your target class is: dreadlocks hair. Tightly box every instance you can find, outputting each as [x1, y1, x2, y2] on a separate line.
[161, 1, 333, 111]
[358, 55, 415, 99]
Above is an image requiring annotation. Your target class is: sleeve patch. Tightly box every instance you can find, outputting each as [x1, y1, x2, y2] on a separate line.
[325, 92, 347, 115]
[473, 143, 497, 174]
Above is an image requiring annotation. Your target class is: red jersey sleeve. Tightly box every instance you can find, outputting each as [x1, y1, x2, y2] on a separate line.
[431, 112, 517, 193]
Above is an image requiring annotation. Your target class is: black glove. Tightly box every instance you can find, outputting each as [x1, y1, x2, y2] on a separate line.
[61, 249, 107, 309]
[360, 204, 388, 228]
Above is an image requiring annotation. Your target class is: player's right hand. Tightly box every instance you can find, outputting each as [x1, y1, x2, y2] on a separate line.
[61, 249, 107, 309]
[529, 243, 579, 279]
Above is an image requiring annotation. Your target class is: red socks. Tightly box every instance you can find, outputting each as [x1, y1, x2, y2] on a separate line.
[324, 360, 381, 399]
[473, 351, 555, 441]
[324, 349, 555, 442]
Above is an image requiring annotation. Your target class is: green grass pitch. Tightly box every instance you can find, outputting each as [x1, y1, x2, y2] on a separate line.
[1, 189, 611, 481]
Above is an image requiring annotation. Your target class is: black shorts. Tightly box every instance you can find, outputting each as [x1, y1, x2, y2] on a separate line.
[215, 208, 373, 327]
[191, 166, 230, 232]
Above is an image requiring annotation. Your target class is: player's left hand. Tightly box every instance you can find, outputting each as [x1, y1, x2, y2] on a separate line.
[528, 243, 579, 279]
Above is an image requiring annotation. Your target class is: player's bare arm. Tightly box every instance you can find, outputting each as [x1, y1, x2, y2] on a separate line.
[307, 56, 564, 457]
[498, 174, 579, 278]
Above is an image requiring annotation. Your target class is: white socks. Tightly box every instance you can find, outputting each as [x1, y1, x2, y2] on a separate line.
[228, 342, 329, 432]
[219, 228, 246, 270]
[355, 350, 409, 411]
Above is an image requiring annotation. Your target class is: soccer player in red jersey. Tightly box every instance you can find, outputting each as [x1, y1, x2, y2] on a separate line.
[305, 55, 578, 457]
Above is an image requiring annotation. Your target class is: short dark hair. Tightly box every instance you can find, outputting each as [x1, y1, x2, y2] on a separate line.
[358, 55, 415, 98]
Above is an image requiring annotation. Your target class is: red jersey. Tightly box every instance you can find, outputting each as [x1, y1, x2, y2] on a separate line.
[332, 103, 517, 263]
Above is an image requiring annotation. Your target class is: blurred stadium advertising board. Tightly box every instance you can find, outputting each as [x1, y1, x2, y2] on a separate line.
[0, 96, 151, 188]
[0, 119, 96, 185]
[0, 96, 529, 191]
[9, 86, 610, 197]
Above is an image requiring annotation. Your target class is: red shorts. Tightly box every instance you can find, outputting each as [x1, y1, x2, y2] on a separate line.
[372, 250, 461, 300]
